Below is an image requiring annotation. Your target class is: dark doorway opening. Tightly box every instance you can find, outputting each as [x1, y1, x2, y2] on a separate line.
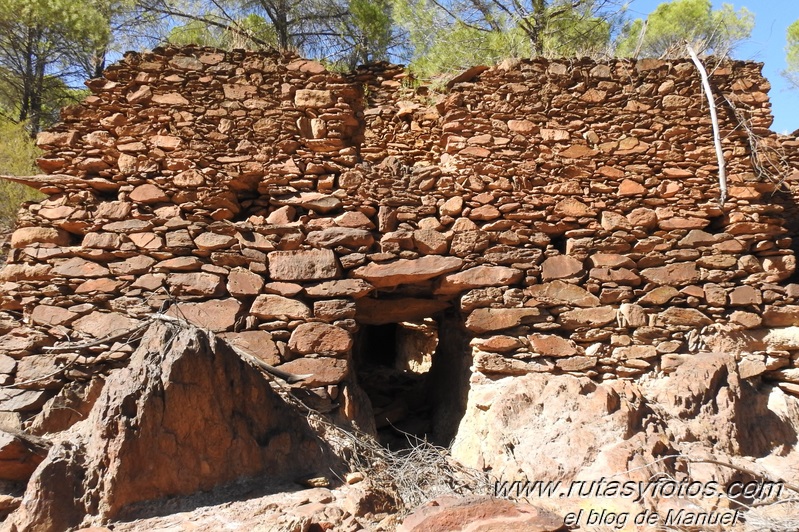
[352, 309, 471, 450]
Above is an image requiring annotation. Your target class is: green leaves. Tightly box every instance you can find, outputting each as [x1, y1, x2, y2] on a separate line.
[393, 0, 618, 80]
[616, 0, 754, 58]
[785, 19, 799, 90]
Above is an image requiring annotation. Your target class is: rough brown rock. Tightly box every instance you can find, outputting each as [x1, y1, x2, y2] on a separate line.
[166, 299, 242, 332]
[4, 322, 337, 530]
[540, 255, 584, 281]
[268, 249, 340, 281]
[398, 496, 565, 532]
[435, 266, 522, 295]
[466, 308, 545, 333]
[288, 322, 352, 355]
[250, 294, 311, 320]
[352, 256, 463, 288]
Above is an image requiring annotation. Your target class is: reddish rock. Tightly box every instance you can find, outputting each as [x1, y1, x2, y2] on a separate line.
[471, 336, 523, 353]
[640, 262, 699, 286]
[151, 135, 181, 150]
[459, 146, 491, 158]
[294, 89, 334, 108]
[658, 217, 709, 230]
[83, 232, 121, 249]
[268, 249, 340, 281]
[277, 357, 348, 387]
[288, 323, 352, 355]
[0, 430, 47, 481]
[556, 355, 598, 371]
[655, 307, 712, 326]
[762, 305, 799, 327]
[0, 389, 48, 412]
[152, 92, 189, 105]
[126, 84, 152, 103]
[508, 120, 537, 133]
[174, 169, 206, 187]
[614, 345, 658, 360]
[30, 305, 78, 327]
[167, 272, 225, 296]
[0, 263, 53, 281]
[313, 299, 356, 322]
[560, 145, 598, 158]
[194, 233, 236, 251]
[53, 258, 110, 278]
[558, 306, 617, 329]
[102, 219, 153, 233]
[352, 256, 463, 288]
[166, 299, 242, 332]
[128, 232, 163, 250]
[435, 266, 523, 295]
[589, 267, 641, 286]
[469, 204, 500, 220]
[10, 227, 70, 248]
[36, 130, 78, 147]
[554, 198, 593, 217]
[729, 285, 762, 306]
[250, 294, 311, 320]
[227, 268, 264, 296]
[639, 286, 679, 305]
[525, 280, 599, 307]
[540, 255, 584, 282]
[335, 211, 375, 229]
[15, 355, 64, 390]
[306, 227, 374, 248]
[5, 322, 335, 531]
[618, 179, 646, 196]
[589, 253, 635, 269]
[413, 230, 448, 255]
[398, 495, 565, 532]
[263, 281, 304, 297]
[129, 184, 168, 203]
[217, 331, 280, 365]
[75, 278, 125, 295]
[154, 256, 203, 271]
[626, 207, 657, 229]
[305, 279, 374, 299]
[600, 211, 632, 230]
[466, 308, 545, 333]
[72, 312, 141, 339]
[762, 255, 796, 281]
[108, 255, 156, 275]
[528, 333, 579, 357]
[440, 197, 463, 216]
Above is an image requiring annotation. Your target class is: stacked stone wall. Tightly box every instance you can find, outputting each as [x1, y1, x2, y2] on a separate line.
[1, 45, 799, 423]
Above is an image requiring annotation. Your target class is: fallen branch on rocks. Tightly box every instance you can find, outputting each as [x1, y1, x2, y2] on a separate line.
[686, 42, 727, 205]
[267, 372, 491, 517]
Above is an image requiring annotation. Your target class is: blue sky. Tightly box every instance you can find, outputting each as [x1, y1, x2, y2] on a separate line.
[626, 0, 799, 134]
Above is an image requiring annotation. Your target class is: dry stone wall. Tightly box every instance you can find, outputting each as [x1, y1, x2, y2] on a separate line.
[1, 45, 799, 425]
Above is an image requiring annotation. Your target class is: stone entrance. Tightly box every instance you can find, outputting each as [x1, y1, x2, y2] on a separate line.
[352, 301, 471, 448]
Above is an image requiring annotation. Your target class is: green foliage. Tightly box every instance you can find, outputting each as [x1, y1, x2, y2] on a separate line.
[615, 0, 754, 58]
[0, 119, 44, 230]
[337, 0, 395, 67]
[393, 0, 616, 79]
[167, 13, 277, 50]
[0, 0, 115, 133]
[542, 4, 613, 57]
[785, 19, 799, 89]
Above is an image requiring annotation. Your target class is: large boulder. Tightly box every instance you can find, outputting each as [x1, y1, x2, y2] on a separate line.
[4, 321, 340, 530]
